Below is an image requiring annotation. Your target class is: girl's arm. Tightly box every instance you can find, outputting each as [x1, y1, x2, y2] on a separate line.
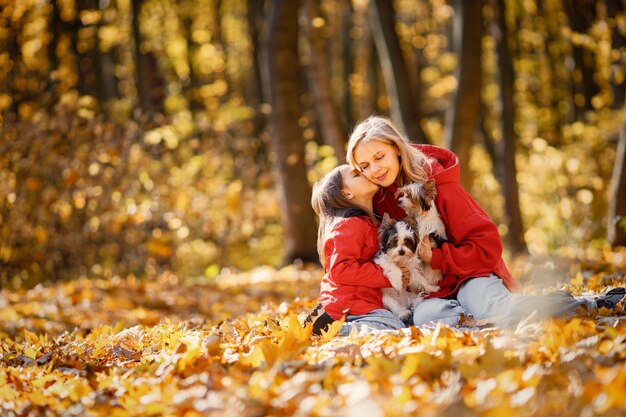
[325, 219, 392, 288]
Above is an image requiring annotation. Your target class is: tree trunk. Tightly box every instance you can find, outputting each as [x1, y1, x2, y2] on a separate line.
[606, 0, 626, 109]
[443, 0, 483, 190]
[49, 0, 61, 73]
[247, 0, 268, 136]
[493, 0, 527, 254]
[97, 40, 118, 103]
[131, 0, 151, 112]
[368, 0, 428, 144]
[72, 0, 98, 97]
[341, 0, 354, 129]
[607, 100, 626, 246]
[563, 0, 598, 114]
[302, 0, 347, 162]
[354, 7, 376, 120]
[262, 0, 319, 263]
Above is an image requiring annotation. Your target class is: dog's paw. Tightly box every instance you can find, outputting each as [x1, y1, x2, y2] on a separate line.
[378, 261, 403, 290]
[409, 296, 424, 310]
[386, 268, 404, 290]
[397, 308, 412, 321]
[424, 284, 440, 293]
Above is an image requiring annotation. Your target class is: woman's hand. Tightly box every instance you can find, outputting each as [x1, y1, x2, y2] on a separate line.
[418, 235, 432, 265]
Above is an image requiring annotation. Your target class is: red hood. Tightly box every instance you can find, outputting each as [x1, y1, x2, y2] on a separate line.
[414, 144, 460, 184]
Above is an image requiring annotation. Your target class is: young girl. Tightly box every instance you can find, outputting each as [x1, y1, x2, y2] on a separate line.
[346, 115, 625, 326]
[306, 164, 406, 335]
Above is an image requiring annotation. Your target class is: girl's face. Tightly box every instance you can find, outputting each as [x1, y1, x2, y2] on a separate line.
[352, 139, 400, 187]
[340, 166, 379, 205]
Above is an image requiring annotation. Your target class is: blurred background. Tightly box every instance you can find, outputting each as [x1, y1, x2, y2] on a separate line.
[0, 0, 624, 289]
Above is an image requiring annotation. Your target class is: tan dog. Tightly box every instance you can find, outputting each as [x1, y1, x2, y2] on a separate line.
[395, 180, 447, 289]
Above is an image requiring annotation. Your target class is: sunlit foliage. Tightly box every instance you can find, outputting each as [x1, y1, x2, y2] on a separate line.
[0, 251, 625, 415]
[0, 0, 624, 286]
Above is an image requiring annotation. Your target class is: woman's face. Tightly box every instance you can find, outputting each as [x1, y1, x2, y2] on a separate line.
[352, 139, 400, 187]
[340, 166, 379, 203]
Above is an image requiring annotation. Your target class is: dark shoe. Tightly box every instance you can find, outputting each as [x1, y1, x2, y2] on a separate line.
[595, 287, 626, 309]
[303, 303, 334, 335]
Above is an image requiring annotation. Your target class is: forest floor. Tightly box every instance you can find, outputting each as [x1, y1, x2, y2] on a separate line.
[1, 249, 626, 416]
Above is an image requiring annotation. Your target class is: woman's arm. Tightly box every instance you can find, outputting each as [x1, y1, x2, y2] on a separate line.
[430, 187, 504, 278]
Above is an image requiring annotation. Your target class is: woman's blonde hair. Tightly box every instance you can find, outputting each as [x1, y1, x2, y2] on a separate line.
[346, 116, 433, 186]
[311, 164, 378, 266]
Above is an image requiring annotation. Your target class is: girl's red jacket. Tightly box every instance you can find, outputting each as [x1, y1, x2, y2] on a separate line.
[373, 144, 519, 299]
[319, 216, 391, 320]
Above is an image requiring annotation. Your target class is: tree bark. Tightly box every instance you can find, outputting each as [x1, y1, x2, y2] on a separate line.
[493, 0, 527, 254]
[443, 0, 483, 190]
[341, 0, 355, 129]
[355, 8, 376, 120]
[49, 0, 61, 72]
[72, 0, 98, 97]
[563, 0, 598, 114]
[262, 0, 319, 263]
[368, 0, 428, 143]
[302, 0, 347, 162]
[247, 0, 268, 136]
[607, 100, 626, 246]
[131, 0, 153, 112]
[606, 0, 626, 109]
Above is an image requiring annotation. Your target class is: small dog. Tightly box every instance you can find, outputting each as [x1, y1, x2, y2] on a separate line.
[374, 214, 439, 320]
[395, 180, 447, 287]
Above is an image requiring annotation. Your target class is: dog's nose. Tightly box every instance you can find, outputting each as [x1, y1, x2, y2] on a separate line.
[399, 249, 405, 256]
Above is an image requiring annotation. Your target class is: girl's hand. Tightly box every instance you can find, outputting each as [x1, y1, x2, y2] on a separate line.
[418, 235, 432, 265]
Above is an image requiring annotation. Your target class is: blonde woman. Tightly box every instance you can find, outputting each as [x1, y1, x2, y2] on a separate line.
[347, 116, 624, 326]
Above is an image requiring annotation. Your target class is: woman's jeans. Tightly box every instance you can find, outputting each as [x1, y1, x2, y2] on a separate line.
[412, 274, 586, 327]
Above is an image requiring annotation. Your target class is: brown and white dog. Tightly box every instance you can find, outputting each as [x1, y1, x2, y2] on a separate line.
[374, 214, 438, 320]
[395, 180, 447, 289]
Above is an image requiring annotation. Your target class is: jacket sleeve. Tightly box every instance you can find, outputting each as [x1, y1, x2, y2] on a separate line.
[325, 219, 392, 288]
[431, 186, 504, 278]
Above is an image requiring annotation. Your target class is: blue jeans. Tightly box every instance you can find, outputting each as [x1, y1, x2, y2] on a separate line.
[340, 308, 406, 335]
[412, 274, 586, 327]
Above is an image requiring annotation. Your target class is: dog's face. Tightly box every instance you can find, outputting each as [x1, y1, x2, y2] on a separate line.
[395, 180, 437, 216]
[378, 214, 419, 262]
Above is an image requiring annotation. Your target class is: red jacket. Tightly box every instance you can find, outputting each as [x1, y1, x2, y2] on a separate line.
[319, 216, 391, 320]
[372, 144, 519, 299]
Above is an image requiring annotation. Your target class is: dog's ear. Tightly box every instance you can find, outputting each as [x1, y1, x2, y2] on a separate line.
[423, 179, 437, 199]
[378, 213, 395, 247]
[381, 213, 395, 229]
[405, 215, 419, 231]
[394, 187, 406, 199]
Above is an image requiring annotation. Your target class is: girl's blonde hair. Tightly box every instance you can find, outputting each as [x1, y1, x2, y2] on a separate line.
[311, 164, 378, 266]
[346, 116, 433, 186]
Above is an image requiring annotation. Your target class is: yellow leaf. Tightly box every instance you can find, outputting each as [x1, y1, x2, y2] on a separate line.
[240, 344, 265, 368]
[178, 346, 204, 371]
[281, 312, 312, 341]
[24, 329, 39, 345]
[23, 347, 37, 360]
[401, 351, 450, 381]
[571, 272, 584, 286]
[400, 353, 422, 381]
[320, 317, 345, 342]
[0, 385, 16, 401]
